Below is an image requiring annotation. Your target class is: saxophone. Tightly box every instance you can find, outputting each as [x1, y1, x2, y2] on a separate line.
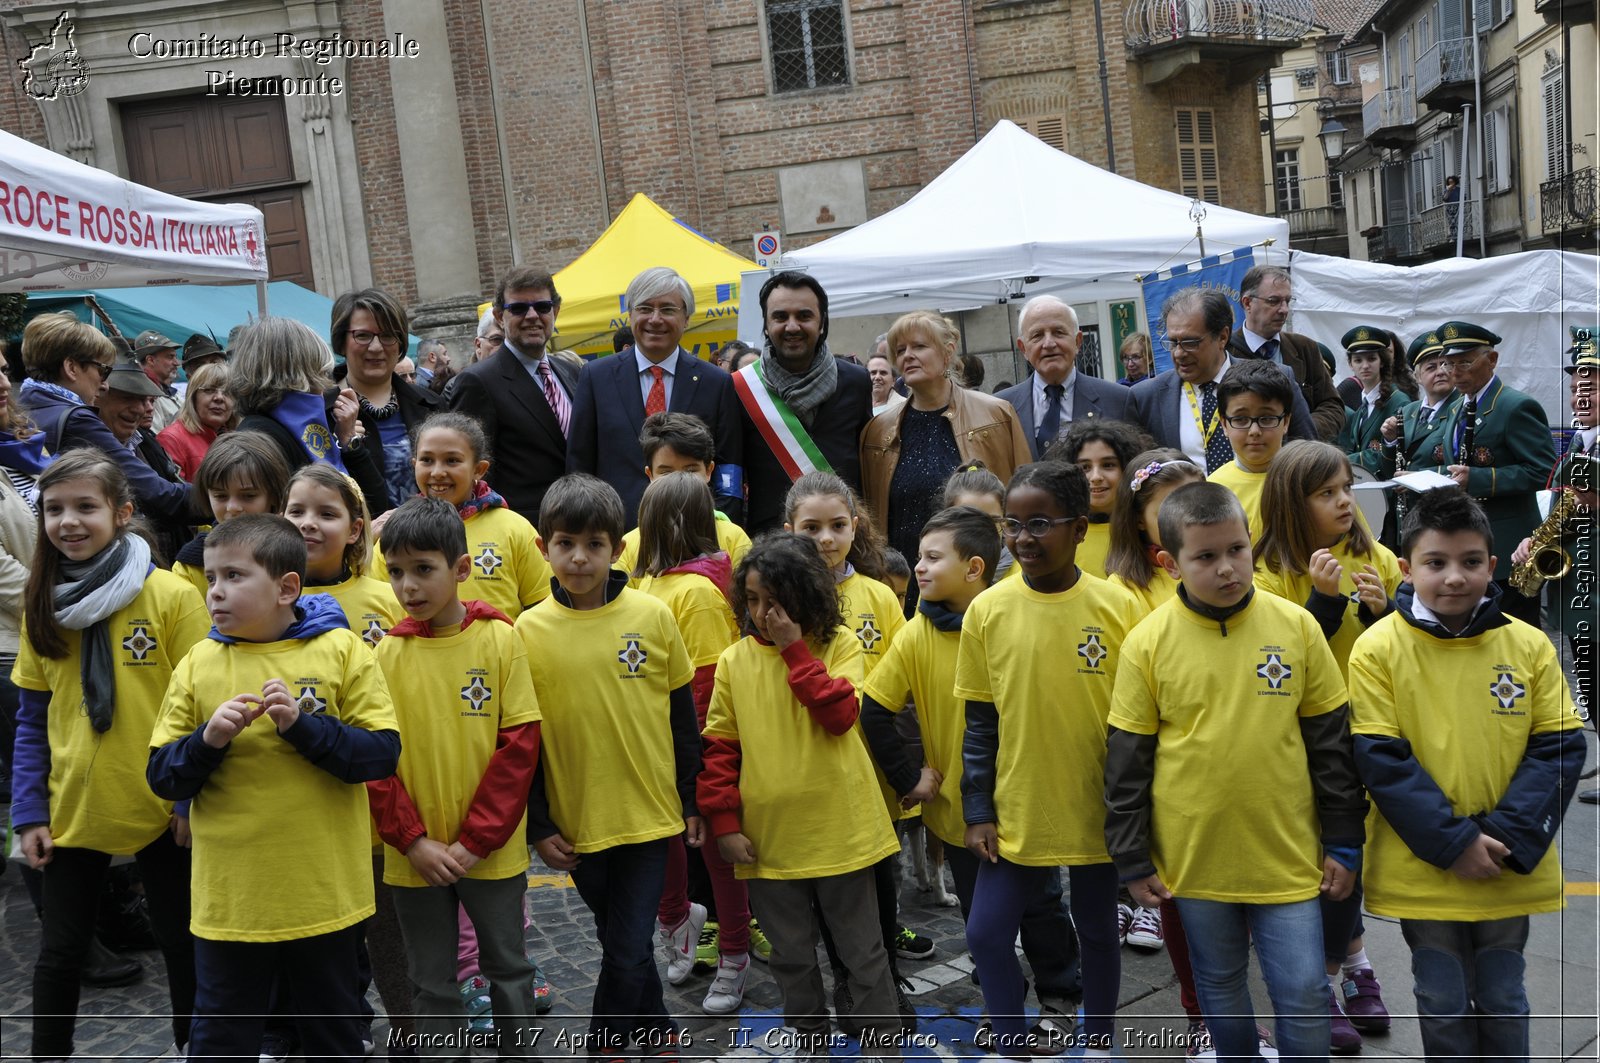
[1509, 489, 1577, 596]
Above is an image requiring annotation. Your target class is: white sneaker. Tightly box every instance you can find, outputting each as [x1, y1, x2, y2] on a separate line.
[1127, 905, 1165, 951]
[658, 901, 707, 986]
[702, 952, 750, 1014]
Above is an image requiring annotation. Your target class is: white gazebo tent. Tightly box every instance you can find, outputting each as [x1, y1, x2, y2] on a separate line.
[736, 119, 1289, 337]
[0, 129, 268, 305]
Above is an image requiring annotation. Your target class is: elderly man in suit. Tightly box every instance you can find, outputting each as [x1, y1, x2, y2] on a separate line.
[448, 266, 579, 522]
[567, 267, 743, 525]
[1226, 265, 1346, 442]
[996, 295, 1131, 459]
[1130, 288, 1315, 472]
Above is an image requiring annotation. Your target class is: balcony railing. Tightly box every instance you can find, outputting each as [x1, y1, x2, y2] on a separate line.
[1418, 202, 1480, 249]
[1416, 37, 1473, 101]
[1124, 0, 1314, 51]
[1285, 205, 1345, 238]
[1367, 220, 1421, 262]
[1362, 87, 1416, 141]
[1542, 167, 1597, 234]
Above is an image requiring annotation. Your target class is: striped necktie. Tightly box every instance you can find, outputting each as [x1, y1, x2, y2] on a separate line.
[538, 360, 571, 437]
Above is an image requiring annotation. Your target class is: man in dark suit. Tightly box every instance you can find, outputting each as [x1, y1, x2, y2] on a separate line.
[568, 267, 743, 525]
[1227, 265, 1346, 442]
[737, 272, 872, 532]
[1130, 289, 1316, 471]
[448, 266, 579, 523]
[1414, 320, 1556, 627]
[996, 295, 1132, 459]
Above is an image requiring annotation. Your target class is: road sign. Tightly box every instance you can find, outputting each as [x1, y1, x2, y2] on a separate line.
[753, 231, 782, 268]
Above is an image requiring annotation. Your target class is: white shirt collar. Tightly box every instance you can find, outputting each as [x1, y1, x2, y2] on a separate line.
[636, 348, 679, 376]
[1361, 385, 1381, 407]
[1411, 593, 1491, 631]
[1241, 326, 1277, 353]
[1204, 354, 1233, 387]
[1468, 376, 1496, 405]
[504, 338, 547, 367]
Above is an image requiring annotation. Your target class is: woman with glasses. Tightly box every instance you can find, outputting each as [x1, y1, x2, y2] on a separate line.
[156, 363, 238, 482]
[329, 289, 442, 515]
[860, 311, 1030, 615]
[15, 313, 194, 536]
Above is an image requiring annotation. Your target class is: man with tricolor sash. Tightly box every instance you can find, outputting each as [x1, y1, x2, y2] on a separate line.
[735, 272, 872, 531]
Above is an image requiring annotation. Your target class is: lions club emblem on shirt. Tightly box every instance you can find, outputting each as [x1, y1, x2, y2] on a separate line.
[1256, 653, 1292, 690]
[618, 638, 648, 674]
[295, 686, 328, 715]
[121, 626, 156, 661]
[856, 618, 882, 652]
[301, 424, 334, 461]
[473, 546, 503, 577]
[1489, 671, 1527, 710]
[362, 619, 386, 647]
[460, 676, 493, 712]
[1077, 633, 1107, 669]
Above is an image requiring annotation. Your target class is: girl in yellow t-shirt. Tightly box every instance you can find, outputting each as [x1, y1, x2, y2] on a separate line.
[171, 432, 291, 598]
[377, 412, 549, 620]
[1049, 419, 1153, 579]
[1105, 449, 1206, 615]
[700, 532, 902, 1050]
[943, 462, 1016, 581]
[14, 452, 209, 1060]
[1254, 439, 1401, 1043]
[635, 472, 750, 1014]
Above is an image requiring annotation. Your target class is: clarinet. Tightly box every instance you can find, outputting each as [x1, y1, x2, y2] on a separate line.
[1458, 395, 1477, 466]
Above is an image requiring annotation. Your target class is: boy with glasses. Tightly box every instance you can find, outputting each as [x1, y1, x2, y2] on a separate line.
[1207, 359, 1297, 533]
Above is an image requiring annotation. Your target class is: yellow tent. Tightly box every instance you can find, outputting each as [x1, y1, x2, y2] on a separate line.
[534, 193, 758, 360]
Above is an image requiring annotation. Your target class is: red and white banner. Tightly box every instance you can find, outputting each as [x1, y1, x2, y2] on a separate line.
[0, 129, 267, 291]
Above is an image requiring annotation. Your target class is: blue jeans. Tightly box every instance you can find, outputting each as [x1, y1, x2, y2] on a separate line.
[1400, 916, 1530, 1062]
[567, 837, 672, 1052]
[1174, 896, 1328, 1063]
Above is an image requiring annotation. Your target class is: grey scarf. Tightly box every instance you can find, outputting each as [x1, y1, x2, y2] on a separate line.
[54, 535, 151, 733]
[758, 341, 838, 427]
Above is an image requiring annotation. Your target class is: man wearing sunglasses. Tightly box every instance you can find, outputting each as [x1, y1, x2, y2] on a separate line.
[1227, 265, 1346, 443]
[449, 266, 579, 521]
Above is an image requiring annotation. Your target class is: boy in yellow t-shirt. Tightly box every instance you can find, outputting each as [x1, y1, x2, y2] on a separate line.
[368, 498, 545, 1056]
[516, 474, 699, 1057]
[1349, 489, 1585, 1061]
[148, 515, 400, 1062]
[1206, 359, 1295, 534]
[615, 412, 752, 583]
[1105, 482, 1365, 1063]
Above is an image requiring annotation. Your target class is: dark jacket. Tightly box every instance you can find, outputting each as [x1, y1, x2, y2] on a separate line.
[1228, 330, 1346, 442]
[994, 372, 1134, 460]
[327, 368, 443, 515]
[1128, 364, 1316, 456]
[236, 398, 389, 516]
[740, 356, 873, 533]
[448, 345, 579, 523]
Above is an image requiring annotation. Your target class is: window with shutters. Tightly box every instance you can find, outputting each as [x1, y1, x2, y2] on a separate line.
[1274, 150, 1302, 212]
[1013, 114, 1070, 154]
[1484, 106, 1513, 192]
[1174, 108, 1221, 205]
[767, 0, 850, 93]
[1544, 68, 1567, 181]
[1410, 150, 1430, 211]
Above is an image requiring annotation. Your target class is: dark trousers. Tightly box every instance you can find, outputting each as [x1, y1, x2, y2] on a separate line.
[818, 854, 899, 970]
[33, 833, 195, 1060]
[189, 924, 366, 1063]
[567, 838, 673, 1052]
[946, 844, 1083, 1002]
[1401, 916, 1530, 1061]
[1321, 876, 1366, 964]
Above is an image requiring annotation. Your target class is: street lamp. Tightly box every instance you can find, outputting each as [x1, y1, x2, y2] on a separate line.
[1317, 115, 1347, 162]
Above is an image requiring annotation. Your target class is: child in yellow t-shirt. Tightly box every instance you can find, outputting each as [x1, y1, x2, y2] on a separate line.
[1349, 488, 1585, 1061]
[374, 412, 549, 619]
[615, 412, 751, 584]
[1206, 359, 1297, 534]
[957, 462, 1143, 1057]
[171, 431, 291, 598]
[1105, 482, 1364, 1063]
[516, 474, 698, 1056]
[1047, 419, 1152, 578]
[148, 514, 399, 1062]
[13, 453, 208, 1061]
[1105, 449, 1205, 615]
[284, 465, 400, 646]
[699, 532, 903, 1053]
[944, 461, 1017, 581]
[367, 498, 545, 1055]
[633, 472, 751, 1014]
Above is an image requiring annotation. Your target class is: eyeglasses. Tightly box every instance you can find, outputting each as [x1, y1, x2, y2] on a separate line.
[1222, 414, 1286, 430]
[1002, 516, 1075, 539]
[1161, 336, 1208, 354]
[77, 358, 114, 380]
[1252, 295, 1292, 308]
[349, 330, 401, 350]
[503, 300, 556, 317]
[632, 303, 684, 320]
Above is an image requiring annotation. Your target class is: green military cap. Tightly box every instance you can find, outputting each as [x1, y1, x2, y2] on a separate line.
[1437, 320, 1501, 355]
[1564, 325, 1599, 374]
[1406, 329, 1445, 366]
[1341, 325, 1390, 353]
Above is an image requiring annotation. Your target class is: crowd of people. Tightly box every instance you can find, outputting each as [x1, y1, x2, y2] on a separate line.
[0, 260, 1591, 1063]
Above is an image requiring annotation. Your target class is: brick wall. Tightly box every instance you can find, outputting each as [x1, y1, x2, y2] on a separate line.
[1, 20, 52, 146]
[342, 0, 418, 304]
[1125, 63, 1268, 214]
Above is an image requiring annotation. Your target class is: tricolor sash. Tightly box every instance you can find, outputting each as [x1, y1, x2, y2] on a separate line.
[733, 361, 833, 480]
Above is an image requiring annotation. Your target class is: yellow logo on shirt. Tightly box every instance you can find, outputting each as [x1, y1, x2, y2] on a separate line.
[302, 424, 334, 461]
[1076, 633, 1107, 671]
[1489, 669, 1527, 714]
[460, 674, 494, 716]
[473, 545, 504, 577]
[618, 637, 648, 676]
[856, 617, 882, 652]
[1255, 651, 1292, 694]
[295, 685, 328, 715]
[121, 625, 157, 662]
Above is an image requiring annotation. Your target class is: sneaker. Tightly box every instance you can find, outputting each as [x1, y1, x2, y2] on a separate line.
[1116, 903, 1135, 947]
[533, 968, 554, 1015]
[258, 1034, 293, 1063]
[694, 920, 720, 973]
[1256, 1024, 1279, 1061]
[642, 1030, 684, 1062]
[1328, 987, 1362, 1054]
[1341, 968, 1391, 1032]
[974, 1020, 996, 1051]
[1029, 1001, 1078, 1056]
[460, 974, 494, 1034]
[893, 925, 935, 960]
[749, 918, 772, 963]
[657, 901, 707, 986]
[1126, 906, 1165, 951]
[703, 954, 749, 1015]
[1183, 1020, 1211, 1060]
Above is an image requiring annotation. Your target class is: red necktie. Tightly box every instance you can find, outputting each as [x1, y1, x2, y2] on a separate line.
[645, 365, 666, 416]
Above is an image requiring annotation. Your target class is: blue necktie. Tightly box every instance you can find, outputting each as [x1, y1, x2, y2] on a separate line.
[1037, 384, 1064, 455]
[1200, 382, 1231, 473]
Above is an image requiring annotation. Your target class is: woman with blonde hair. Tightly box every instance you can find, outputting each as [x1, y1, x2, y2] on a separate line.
[157, 362, 238, 481]
[860, 310, 1030, 612]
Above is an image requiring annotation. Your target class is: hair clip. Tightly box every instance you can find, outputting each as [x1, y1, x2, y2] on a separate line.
[1129, 462, 1165, 493]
